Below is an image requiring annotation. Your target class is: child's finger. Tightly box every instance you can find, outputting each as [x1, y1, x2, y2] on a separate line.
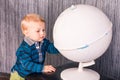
[48, 65, 56, 72]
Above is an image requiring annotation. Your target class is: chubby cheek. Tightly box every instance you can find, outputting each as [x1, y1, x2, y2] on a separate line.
[29, 33, 38, 41]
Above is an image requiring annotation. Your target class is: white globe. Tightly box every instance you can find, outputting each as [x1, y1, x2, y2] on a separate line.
[53, 4, 112, 80]
[53, 4, 112, 62]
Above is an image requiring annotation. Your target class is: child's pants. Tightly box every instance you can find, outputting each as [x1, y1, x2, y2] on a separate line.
[10, 71, 25, 80]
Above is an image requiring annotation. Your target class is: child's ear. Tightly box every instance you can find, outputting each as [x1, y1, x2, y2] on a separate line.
[24, 30, 29, 37]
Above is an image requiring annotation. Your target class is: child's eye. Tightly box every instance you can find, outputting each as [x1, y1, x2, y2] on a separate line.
[42, 29, 45, 32]
[36, 31, 40, 32]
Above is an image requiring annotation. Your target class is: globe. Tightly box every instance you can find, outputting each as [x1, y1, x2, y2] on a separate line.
[53, 4, 112, 80]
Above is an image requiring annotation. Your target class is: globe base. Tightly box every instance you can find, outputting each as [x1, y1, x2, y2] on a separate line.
[61, 68, 100, 80]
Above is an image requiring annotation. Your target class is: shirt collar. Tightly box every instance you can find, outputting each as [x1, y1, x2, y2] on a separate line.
[24, 37, 35, 46]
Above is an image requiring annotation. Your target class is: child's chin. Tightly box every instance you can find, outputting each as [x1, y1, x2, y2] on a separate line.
[38, 39, 44, 42]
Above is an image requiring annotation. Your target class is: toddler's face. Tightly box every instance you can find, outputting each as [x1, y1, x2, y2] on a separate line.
[26, 21, 46, 42]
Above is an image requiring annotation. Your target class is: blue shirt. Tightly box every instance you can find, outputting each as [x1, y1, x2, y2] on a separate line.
[11, 37, 59, 77]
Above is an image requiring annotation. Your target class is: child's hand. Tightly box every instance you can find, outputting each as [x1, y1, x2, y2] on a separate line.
[43, 65, 56, 73]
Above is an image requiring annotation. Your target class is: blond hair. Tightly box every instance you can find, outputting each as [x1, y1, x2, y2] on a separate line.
[21, 14, 45, 34]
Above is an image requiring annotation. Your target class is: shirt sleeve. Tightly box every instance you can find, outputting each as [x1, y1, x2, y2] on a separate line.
[44, 38, 60, 54]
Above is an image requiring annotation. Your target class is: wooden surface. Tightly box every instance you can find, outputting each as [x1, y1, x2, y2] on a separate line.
[0, 0, 120, 80]
[0, 63, 114, 80]
[0, 72, 10, 80]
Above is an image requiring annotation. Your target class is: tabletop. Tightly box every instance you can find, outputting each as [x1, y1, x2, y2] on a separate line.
[0, 63, 114, 80]
[26, 62, 114, 80]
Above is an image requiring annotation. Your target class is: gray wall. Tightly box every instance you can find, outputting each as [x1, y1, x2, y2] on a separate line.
[0, 0, 120, 80]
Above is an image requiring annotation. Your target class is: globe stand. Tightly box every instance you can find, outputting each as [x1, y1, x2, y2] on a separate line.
[61, 61, 100, 80]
